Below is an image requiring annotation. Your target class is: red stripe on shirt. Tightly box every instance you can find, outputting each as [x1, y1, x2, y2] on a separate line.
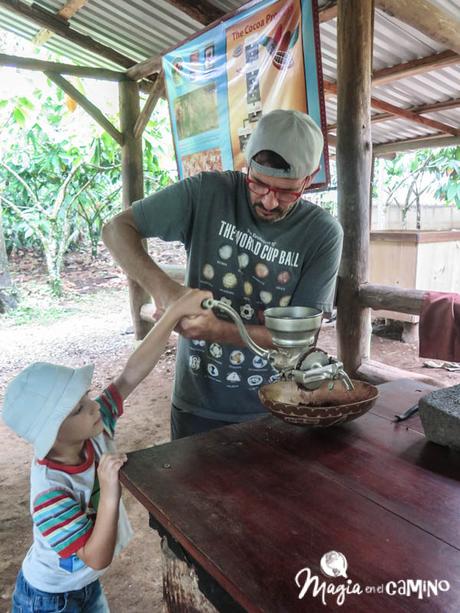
[36, 441, 95, 474]
[107, 383, 123, 417]
[57, 526, 94, 558]
[34, 492, 70, 513]
[41, 509, 84, 537]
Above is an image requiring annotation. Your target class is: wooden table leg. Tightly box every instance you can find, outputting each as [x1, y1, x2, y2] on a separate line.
[161, 537, 219, 612]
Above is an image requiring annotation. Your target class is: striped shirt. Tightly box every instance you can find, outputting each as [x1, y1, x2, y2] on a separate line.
[22, 385, 133, 593]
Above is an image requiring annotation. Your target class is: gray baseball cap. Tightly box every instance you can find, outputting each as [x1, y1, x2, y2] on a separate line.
[245, 109, 324, 179]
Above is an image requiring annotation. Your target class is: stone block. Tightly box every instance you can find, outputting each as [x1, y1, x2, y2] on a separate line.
[419, 384, 460, 450]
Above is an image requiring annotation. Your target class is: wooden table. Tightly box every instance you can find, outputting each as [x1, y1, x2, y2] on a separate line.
[120, 380, 460, 612]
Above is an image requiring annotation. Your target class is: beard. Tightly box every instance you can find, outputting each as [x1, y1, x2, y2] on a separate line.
[253, 201, 293, 223]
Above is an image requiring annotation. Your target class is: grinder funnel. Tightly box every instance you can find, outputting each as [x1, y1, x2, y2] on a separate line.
[263, 306, 323, 349]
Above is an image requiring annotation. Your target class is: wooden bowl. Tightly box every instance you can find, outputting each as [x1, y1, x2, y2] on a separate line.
[259, 379, 379, 427]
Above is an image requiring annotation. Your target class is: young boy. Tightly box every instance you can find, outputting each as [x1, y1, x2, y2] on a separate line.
[2, 287, 212, 613]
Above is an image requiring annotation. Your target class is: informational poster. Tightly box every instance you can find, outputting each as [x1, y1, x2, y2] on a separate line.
[162, 0, 328, 188]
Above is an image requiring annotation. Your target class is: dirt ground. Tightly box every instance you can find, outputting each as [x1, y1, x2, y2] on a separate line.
[1, 244, 459, 613]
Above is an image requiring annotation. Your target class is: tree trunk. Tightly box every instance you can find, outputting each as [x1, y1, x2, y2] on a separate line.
[0, 207, 17, 311]
[0, 206, 11, 289]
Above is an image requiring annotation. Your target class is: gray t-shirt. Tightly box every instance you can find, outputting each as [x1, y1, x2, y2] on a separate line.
[133, 171, 343, 421]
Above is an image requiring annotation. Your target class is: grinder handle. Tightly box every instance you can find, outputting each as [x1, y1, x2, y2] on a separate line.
[201, 298, 217, 310]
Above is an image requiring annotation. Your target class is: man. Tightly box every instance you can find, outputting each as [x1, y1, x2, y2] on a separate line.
[103, 109, 343, 439]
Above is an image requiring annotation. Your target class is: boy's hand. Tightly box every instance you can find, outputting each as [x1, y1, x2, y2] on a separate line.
[97, 453, 127, 501]
[168, 288, 213, 321]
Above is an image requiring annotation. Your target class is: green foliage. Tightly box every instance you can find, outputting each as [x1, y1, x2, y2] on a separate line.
[382, 147, 460, 221]
[428, 147, 460, 209]
[0, 79, 175, 293]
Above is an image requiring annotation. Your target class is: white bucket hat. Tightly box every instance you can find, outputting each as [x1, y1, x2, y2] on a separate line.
[2, 362, 94, 459]
[245, 109, 324, 179]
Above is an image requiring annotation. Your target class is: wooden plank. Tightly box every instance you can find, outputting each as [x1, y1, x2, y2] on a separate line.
[133, 72, 164, 139]
[32, 0, 88, 45]
[374, 134, 460, 155]
[324, 81, 459, 136]
[370, 230, 460, 244]
[368, 96, 459, 137]
[372, 50, 460, 87]
[328, 97, 460, 132]
[164, 0, 225, 25]
[57, 0, 88, 20]
[0, 52, 125, 80]
[119, 80, 152, 340]
[318, 2, 337, 22]
[121, 382, 460, 611]
[335, 0, 373, 376]
[358, 283, 425, 314]
[125, 57, 162, 81]
[45, 72, 123, 144]
[375, 0, 460, 56]
[0, 0, 138, 70]
[356, 358, 440, 387]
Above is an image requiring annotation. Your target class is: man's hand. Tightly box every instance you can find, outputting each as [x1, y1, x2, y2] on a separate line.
[97, 453, 127, 502]
[176, 308, 221, 341]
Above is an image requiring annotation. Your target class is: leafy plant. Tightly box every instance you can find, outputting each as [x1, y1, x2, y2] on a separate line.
[0, 76, 176, 295]
[381, 147, 460, 229]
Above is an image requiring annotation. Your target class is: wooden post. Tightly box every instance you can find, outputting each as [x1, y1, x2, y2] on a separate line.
[119, 80, 152, 339]
[336, 0, 374, 375]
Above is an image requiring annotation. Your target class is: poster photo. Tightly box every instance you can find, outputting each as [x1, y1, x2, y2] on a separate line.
[162, 0, 328, 188]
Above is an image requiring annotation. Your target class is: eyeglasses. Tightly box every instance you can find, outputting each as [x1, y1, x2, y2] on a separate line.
[245, 175, 306, 205]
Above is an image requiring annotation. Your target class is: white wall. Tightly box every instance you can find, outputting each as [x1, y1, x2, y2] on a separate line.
[371, 205, 460, 231]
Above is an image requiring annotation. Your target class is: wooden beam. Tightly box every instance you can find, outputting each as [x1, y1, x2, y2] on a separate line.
[375, 0, 460, 56]
[368, 96, 459, 136]
[324, 80, 459, 136]
[126, 57, 162, 82]
[327, 51, 460, 113]
[45, 72, 123, 144]
[58, 0, 88, 20]
[119, 80, 152, 339]
[0, 52, 125, 80]
[164, 0, 224, 25]
[413, 97, 460, 115]
[328, 96, 460, 132]
[33, 0, 88, 45]
[319, 2, 338, 23]
[134, 72, 165, 140]
[327, 134, 337, 148]
[373, 50, 460, 87]
[356, 359, 440, 386]
[359, 284, 426, 314]
[373, 134, 460, 155]
[335, 0, 374, 376]
[0, 0, 138, 69]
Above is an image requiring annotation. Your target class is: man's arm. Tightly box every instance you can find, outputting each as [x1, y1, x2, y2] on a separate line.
[177, 312, 275, 350]
[103, 208, 274, 348]
[102, 208, 187, 314]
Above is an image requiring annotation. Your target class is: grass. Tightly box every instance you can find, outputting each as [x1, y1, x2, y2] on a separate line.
[0, 281, 125, 328]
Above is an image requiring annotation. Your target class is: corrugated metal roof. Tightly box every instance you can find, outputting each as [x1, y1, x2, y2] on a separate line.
[0, 0, 459, 148]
